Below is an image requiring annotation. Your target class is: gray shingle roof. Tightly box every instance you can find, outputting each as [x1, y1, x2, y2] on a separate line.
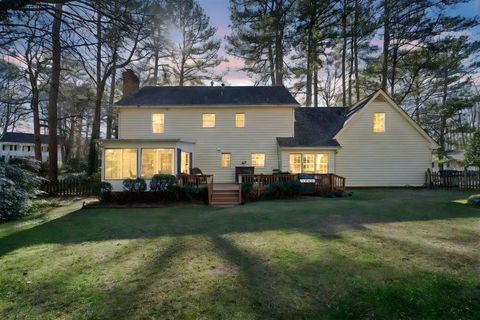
[0, 132, 49, 144]
[115, 86, 300, 106]
[277, 107, 349, 148]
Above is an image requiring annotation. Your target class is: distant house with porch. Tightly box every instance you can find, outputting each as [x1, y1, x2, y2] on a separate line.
[100, 70, 438, 192]
[0, 132, 61, 164]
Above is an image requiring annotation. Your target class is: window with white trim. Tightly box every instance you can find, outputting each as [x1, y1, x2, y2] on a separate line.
[289, 153, 301, 174]
[141, 148, 174, 178]
[152, 113, 164, 133]
[221, 153, 231, 168]
[235, 113, 245, 128]
[288, 153, 329, 174]
[105, 148, 137, 179]
[181, 151, 190, 174]
[373, 112, 385, 133]
[202, 113, 215, 128]
[251, 153, 265, 167]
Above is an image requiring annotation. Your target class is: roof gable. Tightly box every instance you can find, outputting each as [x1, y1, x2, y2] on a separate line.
[334, 89, 439, 148]
[115, 86, 300, 107]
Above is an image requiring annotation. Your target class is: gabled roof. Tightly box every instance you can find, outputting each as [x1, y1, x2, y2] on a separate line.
[277, 89, 439, 149]
[0, 132, 49, 144]
[115, 86, 300, 107]
[277, 107, 348, 148]
[334, 89, 439, 148]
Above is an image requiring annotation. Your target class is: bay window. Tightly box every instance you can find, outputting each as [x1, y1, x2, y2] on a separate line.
[141, 148, 174, 178]
[288, 153, 329, 174]
[105, 149, 137, 179]
[289, 154, 301, 174]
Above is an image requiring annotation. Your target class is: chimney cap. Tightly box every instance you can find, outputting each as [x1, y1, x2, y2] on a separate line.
[221, 83, 225, 87]
[210, 81, 214, 87]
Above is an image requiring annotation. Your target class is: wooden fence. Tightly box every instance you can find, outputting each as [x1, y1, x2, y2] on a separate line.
[425, 169, 480, 189]
[42, 179, 101, 196]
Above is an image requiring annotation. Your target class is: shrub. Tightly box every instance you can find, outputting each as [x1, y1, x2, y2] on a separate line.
[263, 180, 302, 199]
[178, 185, 207, 202]
[0, 162, 43, 221]
[150, 174, 177, 192]
[123, 178, 147, 192]
[100, 181, 113, 201]
[64, 157, 87, 173]
[241, 182, 255, 201]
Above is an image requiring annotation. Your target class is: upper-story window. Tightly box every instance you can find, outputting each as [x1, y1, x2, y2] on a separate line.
[235, 113, 245, 128]
[152, 113, 164, 133]
[373, 112, 385, 133]
[202, 113, 215, 128]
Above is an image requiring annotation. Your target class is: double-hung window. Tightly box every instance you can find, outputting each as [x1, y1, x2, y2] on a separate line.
[202, 114, 215, 128]
[251, 153, 265, 167]
[373, 112, 385, 133]
[152, 113, 164, 133]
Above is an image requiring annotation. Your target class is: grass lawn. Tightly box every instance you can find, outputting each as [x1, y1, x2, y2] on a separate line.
[1, 189, 480, 319]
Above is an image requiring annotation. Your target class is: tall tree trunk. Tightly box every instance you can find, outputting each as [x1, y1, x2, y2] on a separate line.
[381, 0, 390, 91]
[47, 3, 63, 181]
[353, 0, 360, 102]
[341, 0, 347, 106]
[305, 28, 313, 107]
[268, 44, 276, 85]
[348, 34, 354, 106]
[106, 51, 117, 139]
[274, 28, 284, 85]
[390, 44, 398, 97]
[153, 47, 159, 85]
[87, 10, 103, 175]
[438, 69, 449, 171]
[313, 64, 318, 108]
[31, 88, 42, 161]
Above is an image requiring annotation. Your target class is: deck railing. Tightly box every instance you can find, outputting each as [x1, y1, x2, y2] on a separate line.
[239, 173, 346, 194]
[312, 174, 346, 192]
[176, 174, 214, 204]
[238, 174, 298, 185]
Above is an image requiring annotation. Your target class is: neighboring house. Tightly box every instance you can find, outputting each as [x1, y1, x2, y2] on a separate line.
[0, 132, 61, 164]
[100, 70, 438, 190]
[432, 150, 469, 171]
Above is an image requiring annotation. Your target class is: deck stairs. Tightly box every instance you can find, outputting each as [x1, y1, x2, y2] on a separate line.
[210, 183, 241, 206]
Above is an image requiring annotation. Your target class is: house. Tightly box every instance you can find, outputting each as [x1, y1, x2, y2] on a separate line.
[0, 132, 61, 164]
[100, 70, 438, 190]
[432, 150, 471, 171]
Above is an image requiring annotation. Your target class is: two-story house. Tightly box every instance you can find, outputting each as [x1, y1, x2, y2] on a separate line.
[0, 132, 61, 164]
[100, 70, 438, 190]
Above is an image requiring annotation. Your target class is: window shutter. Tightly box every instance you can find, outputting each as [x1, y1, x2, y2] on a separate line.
[177, 148, 182, 174]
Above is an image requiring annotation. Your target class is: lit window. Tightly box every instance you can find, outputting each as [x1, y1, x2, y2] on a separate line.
[251, 153, 265, 167]
[373, 112, 385, 133]
[141, 148, 174, 178]
[105, 149, 137, 179]
[302, 154, 315, 173]
[202, 113, 215, 128]
[152, 113, 164, 133]
[181, 151, 190, 174]
[221, 153, 231, 168]
[235, 113, 245, 128]
[289, 154, 301, 174]
[315, 154, 328, 173]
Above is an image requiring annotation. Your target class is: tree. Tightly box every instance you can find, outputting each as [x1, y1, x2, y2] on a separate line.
[228, 0, 295, 86]
[465, 129, 480, 169]
[165, 0, 222, 86]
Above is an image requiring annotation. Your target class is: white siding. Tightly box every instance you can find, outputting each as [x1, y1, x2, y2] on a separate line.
[118, 107, 294, 182]
[335, 96, 433, 186]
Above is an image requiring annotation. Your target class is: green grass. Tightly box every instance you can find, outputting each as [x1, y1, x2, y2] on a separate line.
[1, 189, 480, 319]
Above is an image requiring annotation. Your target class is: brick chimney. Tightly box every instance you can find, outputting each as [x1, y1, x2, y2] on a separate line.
[122, 69, 139, 97]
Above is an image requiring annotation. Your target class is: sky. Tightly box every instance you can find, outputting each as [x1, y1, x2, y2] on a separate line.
[198, 0, 480, 86]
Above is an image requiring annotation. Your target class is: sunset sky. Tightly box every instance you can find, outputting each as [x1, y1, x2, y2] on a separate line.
[198, 0, 480, 85]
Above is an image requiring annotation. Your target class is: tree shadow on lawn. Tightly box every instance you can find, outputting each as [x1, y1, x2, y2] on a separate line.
[2, 196, 480, 318]
[0, 194, 479, 258]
